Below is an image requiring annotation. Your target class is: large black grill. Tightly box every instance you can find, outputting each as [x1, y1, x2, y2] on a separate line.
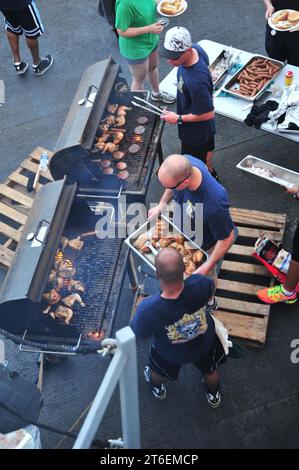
[49, 57, 164, 201]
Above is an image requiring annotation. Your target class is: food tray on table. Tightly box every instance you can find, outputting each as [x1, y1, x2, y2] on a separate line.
[223, 55, 284, 102]
[125, 214, 208, 275]
[237, 155, 299, 189]
[209, 49, 232, 88]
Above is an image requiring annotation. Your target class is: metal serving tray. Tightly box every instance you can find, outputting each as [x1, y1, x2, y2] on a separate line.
[209, 49, 230, 88]
[223, 55, 284, 102]
[237, 155, 299, 189]
[125, 214, 208, 272]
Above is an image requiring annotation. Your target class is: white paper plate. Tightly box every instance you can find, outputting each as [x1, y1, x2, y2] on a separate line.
[268, 9, 299, 31]
[157, 0, 188, 18]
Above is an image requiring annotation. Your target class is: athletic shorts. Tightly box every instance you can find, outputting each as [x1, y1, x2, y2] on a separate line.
[292, 221, 299, 262]
[125, 44, 158, 65]
[149, 335, 226, 381]
[1, 1, 44, 38]
[181, 136, 215, 164]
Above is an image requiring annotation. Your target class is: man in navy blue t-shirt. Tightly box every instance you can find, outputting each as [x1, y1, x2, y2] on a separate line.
[148, 154, 237, 314]
[159, 26, 218, 179]
[131, 247, 226, 407]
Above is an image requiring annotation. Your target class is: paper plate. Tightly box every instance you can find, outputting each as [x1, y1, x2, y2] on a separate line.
[268, 9, 299, 31]
[157, 0, 188, 18]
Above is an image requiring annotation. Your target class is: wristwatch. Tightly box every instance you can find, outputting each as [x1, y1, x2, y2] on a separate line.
[292, 193, 299, 201]
[177, 115, 183, 125]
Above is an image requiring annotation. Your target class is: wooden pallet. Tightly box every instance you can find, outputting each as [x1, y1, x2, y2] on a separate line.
[130, 208, 287, 348]
[213, 207, 287, 347]
[0, 147, 53, 270]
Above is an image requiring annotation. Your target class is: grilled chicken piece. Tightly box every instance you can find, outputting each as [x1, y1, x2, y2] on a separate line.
[43, 289, 61, 305]
[68, 280, 85, 292]
[62, 293, 86, 307]
[105, 115, 116, 126]
[193, 250, 204, 264]
[58, 259, 73, 271]
[55, 277, 65, 292]
[113, 150, 125, 160]
[55, 306, 73, 324]
[99, 123, 110, 132]
[68, 236, 84, 251]
[116, 115, 126, 127]
[112, 132, 124, 145]
[107, 104, 118, 114]
[98, 133, 110, 143]
[59, 268, 76, 279]
[117, 105, 131, 116]
[48, 269, 57, 284]
[184, 260, 196, 275]
[95, 141, 106, 150]
[103, 142, 119, 153]
[169, 242, 187, 257]
[134, 233, 150, 251]
[60, 236, 69, 250]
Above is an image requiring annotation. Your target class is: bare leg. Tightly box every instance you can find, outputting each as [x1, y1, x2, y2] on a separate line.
[203, 369, 220, 392]
[25, 36, 40, 65]
[205, 150, 214, 172]
[6, 31, 21, 63]
[150, 368, 165, 386]
[283, 259, 299, 291]
[128, 60, 148, 91]
[147, 49, 160, 93]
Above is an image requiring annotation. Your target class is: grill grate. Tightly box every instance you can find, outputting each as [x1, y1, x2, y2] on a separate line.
[92, 92, 159, 190]
[42, 216, 123, 338]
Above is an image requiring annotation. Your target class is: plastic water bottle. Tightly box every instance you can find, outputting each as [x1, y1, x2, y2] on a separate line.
[39, 152, 49, 172]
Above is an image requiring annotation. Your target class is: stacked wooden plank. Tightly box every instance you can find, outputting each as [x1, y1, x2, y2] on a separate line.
[0, 147, 53, 269]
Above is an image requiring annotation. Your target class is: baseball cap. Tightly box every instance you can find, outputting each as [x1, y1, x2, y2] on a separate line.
[159, 26, 192, 60]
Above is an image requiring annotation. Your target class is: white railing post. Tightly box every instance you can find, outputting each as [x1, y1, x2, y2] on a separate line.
[73, 326, 140, 449]
[117, 327, 141, 449]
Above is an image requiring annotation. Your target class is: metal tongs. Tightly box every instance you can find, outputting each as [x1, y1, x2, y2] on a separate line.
[131, 95, 164, 116]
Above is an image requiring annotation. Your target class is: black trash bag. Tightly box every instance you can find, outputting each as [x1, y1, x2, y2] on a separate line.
[0, 364, 42, 434]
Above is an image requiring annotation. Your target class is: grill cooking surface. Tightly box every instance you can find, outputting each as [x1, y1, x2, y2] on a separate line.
[42, 215, 123, 339]
[92, 93, 158, 189]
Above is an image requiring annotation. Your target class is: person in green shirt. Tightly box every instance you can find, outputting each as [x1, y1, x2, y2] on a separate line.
[115, 0, 175, 104]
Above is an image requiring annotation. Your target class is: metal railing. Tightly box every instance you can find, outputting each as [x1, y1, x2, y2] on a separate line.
[73, 326, 141, 449]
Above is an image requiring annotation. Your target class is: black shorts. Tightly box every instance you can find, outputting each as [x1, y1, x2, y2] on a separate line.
[265, 25, 299, 67]
[181, 136, 215, 164]
[149, 335, 226, 381]
[1, 1, 44, 38]
[292, 221, 299, 262]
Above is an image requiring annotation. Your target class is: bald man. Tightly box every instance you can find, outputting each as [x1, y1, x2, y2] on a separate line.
[130, 248, 227, 408]
[148, 154, 237, 314]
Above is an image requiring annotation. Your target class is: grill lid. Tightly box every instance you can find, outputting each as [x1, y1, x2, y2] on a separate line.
[0, 178, 77, 305]
[54, 56, 123, 154]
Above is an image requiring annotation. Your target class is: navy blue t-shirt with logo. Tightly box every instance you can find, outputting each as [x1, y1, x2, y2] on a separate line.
[173, 155, 235, 251]
[0, 0, 30, 10]
[176, 43, 216, 146]
[130, 274, 215, 365]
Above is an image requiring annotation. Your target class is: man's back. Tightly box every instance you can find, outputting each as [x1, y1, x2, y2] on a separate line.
[131, 274, 215, 364]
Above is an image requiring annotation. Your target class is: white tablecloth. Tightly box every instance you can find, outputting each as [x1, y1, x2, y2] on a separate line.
[159, 39, 299, 144]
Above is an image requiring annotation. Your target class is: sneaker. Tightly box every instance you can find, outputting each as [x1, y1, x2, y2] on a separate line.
[257, 284, 297, 304]
[205, 387, 221, 408]
[14, 60, 28, 75]
[33, 55, 54, 76]
[205, 298, 218, 315]
[150, 91, 176, 104]
[144, 365, 167, 400]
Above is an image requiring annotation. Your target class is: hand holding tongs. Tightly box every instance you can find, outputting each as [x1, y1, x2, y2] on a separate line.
[131, 95, 164, 116]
